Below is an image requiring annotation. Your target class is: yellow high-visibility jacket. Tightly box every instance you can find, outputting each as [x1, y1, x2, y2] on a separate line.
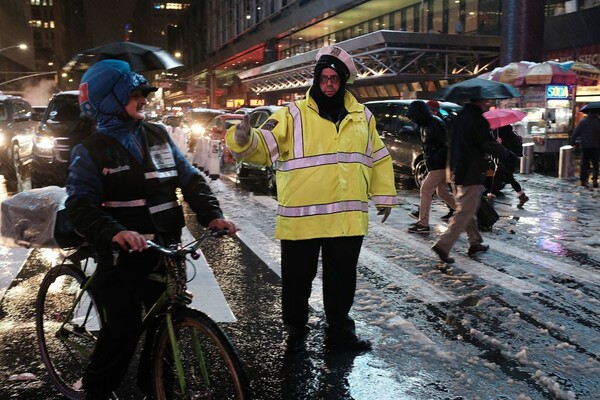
[225, 90, 398, 240]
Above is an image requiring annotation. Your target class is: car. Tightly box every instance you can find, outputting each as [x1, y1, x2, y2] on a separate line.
[0, 94, 38, 192]
[182, 108, 223, 152]
[364, 99, 461, 188]
[233, 107, 254, 115]
[31, 90, 84, 188]
[235, 105, 282, 195]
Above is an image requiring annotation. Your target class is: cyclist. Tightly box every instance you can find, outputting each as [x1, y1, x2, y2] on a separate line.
[65, 59, 237, 399]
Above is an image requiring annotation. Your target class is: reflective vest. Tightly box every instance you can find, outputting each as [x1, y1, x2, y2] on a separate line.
[83, 122, 185, 234]
[226, 90, 397, 240]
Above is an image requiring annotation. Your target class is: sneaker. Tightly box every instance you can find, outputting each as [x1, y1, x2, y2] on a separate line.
[467, 243, 489, 257]
[325, 335, 372, 352]
[440, 209, 454, 222]
[408, 222, 430, 234]
[408, 210, 419, 220]
[517, 193, 529, 209]
[486, 193, 496, 205]
[431, 244, 455, 264]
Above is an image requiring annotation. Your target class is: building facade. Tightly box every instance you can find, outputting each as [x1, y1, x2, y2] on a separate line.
[164, 0, 600, 109]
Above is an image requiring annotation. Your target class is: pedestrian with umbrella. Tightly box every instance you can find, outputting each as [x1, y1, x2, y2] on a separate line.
[483, 109, 529, 208]
[570, 102, 600, 188]
[431, 78, 521, 263]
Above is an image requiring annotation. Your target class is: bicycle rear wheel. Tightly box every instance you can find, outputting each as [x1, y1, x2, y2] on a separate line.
[35, 264, 101, 400]
[152, 307, 249, 399]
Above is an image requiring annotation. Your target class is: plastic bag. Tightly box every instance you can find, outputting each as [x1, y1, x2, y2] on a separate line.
[0, 186, 70, 248]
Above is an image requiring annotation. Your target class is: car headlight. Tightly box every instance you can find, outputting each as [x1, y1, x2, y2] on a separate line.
[191, 124, 205, 135]
[35, 136, 55, 150]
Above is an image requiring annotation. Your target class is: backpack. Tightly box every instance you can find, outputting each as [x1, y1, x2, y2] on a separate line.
[499, 126, 523, 157]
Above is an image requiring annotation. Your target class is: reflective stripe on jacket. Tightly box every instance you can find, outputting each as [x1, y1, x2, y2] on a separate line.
[84, 123, 185, 234]
[226, 90, 397, 240]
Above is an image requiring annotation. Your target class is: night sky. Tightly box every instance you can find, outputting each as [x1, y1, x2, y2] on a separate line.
[83, 0, 135, 44]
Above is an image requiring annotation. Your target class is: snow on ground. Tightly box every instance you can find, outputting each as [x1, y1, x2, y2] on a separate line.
[210, 170, 600, 399]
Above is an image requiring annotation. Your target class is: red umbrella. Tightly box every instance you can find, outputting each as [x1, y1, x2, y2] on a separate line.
[483, 109, 527, 129]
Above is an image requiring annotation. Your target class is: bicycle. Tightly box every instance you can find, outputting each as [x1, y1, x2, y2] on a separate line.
[35, 228, 250, 399]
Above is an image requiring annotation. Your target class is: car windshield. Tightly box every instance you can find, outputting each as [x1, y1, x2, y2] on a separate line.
[47, 96, 79, 122]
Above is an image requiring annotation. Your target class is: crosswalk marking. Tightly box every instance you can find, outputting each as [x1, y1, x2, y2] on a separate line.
[0, 247, 31, 302]
[484, 236, 600, 286]
[372, 222, 545, 294]
[181, 228, 237, 322]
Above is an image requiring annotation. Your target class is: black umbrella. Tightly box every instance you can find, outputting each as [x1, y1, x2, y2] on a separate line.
[434, 77, 522, 101]
[64, 41, 183, 72]
[580, 102, 600, 114]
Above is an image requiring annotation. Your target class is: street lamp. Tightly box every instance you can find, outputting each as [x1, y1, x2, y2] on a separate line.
[0, 44, 28, 53]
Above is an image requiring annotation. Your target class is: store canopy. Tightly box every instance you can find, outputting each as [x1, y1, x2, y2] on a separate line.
[237, 30, 500, 94]
[479, 60, 600, 87]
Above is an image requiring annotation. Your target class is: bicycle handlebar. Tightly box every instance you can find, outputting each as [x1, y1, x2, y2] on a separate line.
[146, 228, 229, 257]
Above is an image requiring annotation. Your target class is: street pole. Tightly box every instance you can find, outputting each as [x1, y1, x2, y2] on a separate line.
[0, 72, 57, 87]
[0, 44, 28, 54]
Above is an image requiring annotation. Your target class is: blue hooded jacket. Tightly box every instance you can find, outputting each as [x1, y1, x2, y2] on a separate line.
[66, 60, 224, 247]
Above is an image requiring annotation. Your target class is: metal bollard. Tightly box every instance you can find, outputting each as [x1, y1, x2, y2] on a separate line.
[519, 142, 535, 174]
[558, 145, 575, 179]
[207, 139, 221, 180]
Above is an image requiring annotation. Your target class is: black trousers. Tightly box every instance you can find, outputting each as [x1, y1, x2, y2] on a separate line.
[280, 236, 363, 335]
[83, 249, 164, 399]
[580, 148, 600, 183]
[491, 162, 522, 194]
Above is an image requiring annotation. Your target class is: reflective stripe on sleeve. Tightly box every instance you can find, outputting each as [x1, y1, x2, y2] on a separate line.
[371, 195, 399, 206]
[372, 146, 391, 162]
[148, 201, 179, 214]
[260, 128, 280, 165]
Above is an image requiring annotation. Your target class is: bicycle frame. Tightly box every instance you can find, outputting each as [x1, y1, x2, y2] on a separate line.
[44, 228, 230, 398]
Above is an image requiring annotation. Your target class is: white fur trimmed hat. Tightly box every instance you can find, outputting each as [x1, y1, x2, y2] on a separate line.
[315, 45, 358, 84]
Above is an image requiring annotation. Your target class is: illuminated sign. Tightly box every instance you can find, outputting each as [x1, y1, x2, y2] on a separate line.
[547, 85, 569, 99]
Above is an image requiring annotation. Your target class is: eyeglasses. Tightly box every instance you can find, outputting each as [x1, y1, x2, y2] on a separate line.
[318, 75, 340, 85]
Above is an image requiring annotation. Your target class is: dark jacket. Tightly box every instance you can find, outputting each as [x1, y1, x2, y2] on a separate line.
[406, 100, 448, 171]
[448, 103, 518, 186]
[570, 113, 600, 149]
[66, 122, 223, 249]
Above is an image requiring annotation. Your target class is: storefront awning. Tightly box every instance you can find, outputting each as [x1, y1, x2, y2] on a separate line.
[237, 30, 501, 94]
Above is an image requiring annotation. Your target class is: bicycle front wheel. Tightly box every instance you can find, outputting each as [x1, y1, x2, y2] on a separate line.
[35, 264, 101, 400]
[152, 307, 249, 399]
